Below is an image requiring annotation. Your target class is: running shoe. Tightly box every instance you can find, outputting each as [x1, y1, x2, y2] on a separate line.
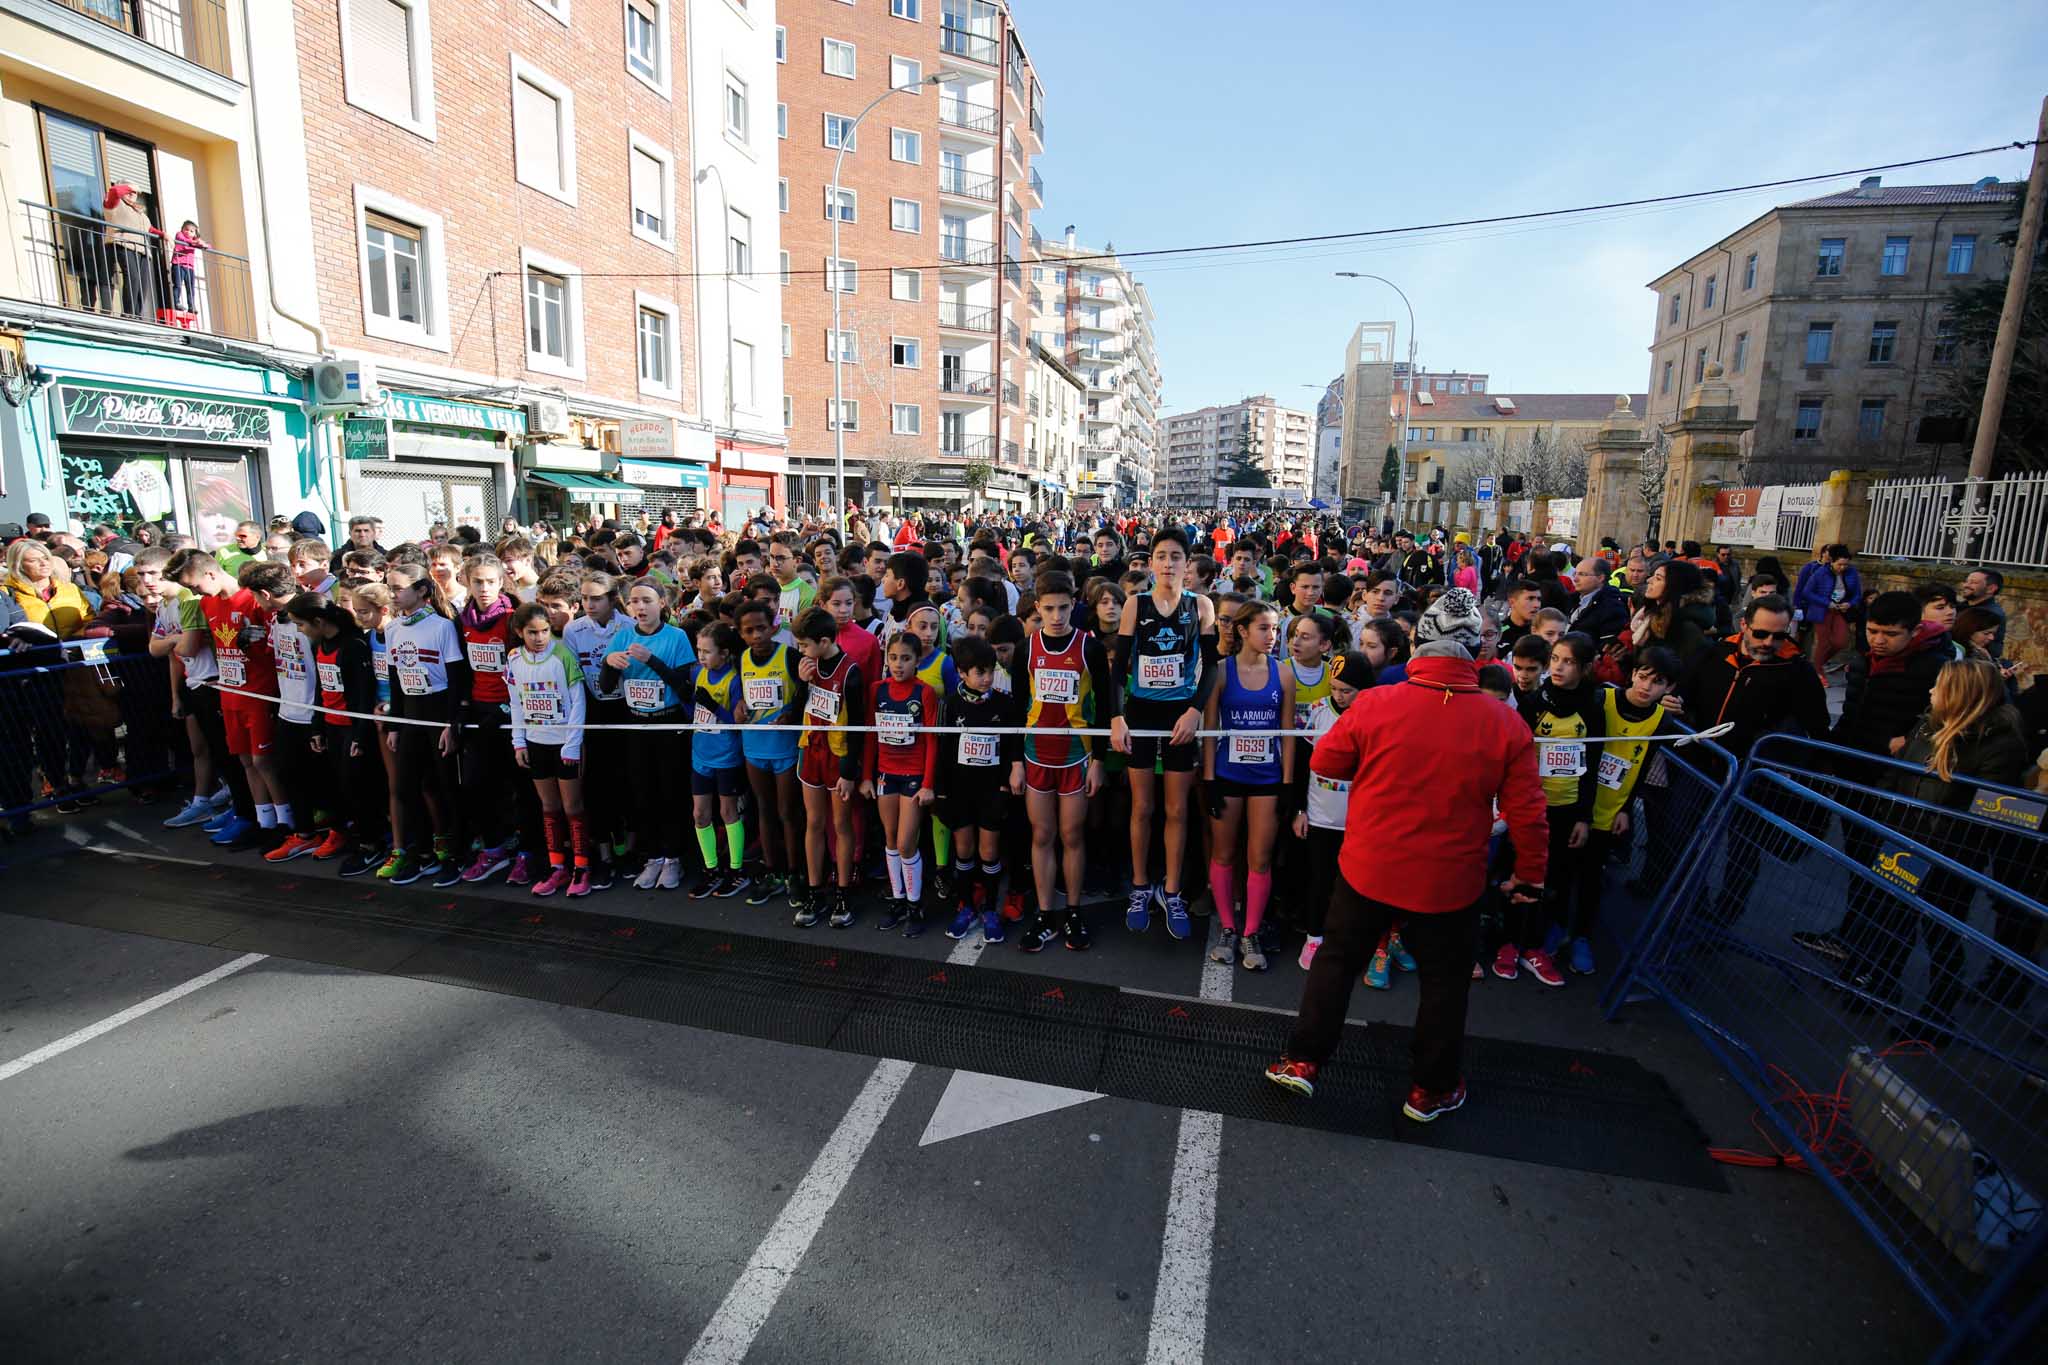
[1125, 884, 1154, 934]
[902, 905, 926, 939]
[793, 897, 821, 928]
[590, 861, 615, 892]
[1364, 946, 1391, 990]
[1162, 891, 1191, 941]
[979, 909, 1005, 944]
[633, 859, 666, 891]
[946, 904, 978, 939]
[1239, 933, 1268, 972]
[1568, 937, 1596, 976]
[531, 866, 571, 897]
[1264, 1057, 1318, 1098]
[1208, 928, 1239, 965]
[1388, 933, 1417, 973]
[206, 784, 234, 813]
[932, 867, 953, 903]
[1017, 914, 1059, 954]
[657, 859, 682, 891]
[339, 844, 384, 878]
[1001, 890, 1027, 922]
[689, 871, 724, 900]
[163, 797, 215, 829]
[506, 853, 536, 887]
[375, 849, 416, 882]
[203, 808, 236, 835]
[828, 891, 855, 928]
[430, 856, 466, 889]
[1521, 948, 1566, 988]
[460, 846, 511, 884]
[1062, 910, 1091, 951]
[1490, 944, 1521, 981]
[745, 874, 782, 907]
[397, 856, 438, 887]
[1402, 1080, 1468, 1123]
[1791, 929, 1851, 965]
[725, 872, 753, 899]
[1298, 936, 1322, 971]
[311, 829, 349, 860]
[877, 898, 909, 931]
[566, 868, 594, 898]
[208, 816, 256, 847]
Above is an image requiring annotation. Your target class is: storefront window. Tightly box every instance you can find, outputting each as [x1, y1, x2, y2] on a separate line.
[186, 456, 255, 551]
[61, 448, 174, 537]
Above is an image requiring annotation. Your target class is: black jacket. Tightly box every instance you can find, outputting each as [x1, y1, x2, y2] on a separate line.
[1895, 709, 2032, 809]
[1568, 583, 1628, 643]
[1834, 625, 1953, 757]
[1683, 636, 1830, 758]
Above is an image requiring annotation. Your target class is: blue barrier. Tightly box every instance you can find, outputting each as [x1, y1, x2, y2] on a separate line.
[0, 642, 180, 820]
[1618, 764, 2046, 1362]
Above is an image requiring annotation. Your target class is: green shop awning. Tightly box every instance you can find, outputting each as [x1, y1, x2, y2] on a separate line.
[527, 470, 642, 503]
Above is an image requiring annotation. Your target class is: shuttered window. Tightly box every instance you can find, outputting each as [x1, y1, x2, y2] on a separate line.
[630, 147, 665, 238]
[348, 0, 418, 123]
[514, 76, 563, 194]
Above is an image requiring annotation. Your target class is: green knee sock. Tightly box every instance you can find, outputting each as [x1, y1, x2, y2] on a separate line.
[695, 823, 719, 872]
[725, 820, 746, 871]
[931, 814, 951, 868]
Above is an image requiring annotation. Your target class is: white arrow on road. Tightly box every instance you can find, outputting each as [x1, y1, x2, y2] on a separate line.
[918, 1069, 1102, 1146]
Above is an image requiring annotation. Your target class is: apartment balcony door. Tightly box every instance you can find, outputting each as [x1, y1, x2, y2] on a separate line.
[940, 351, 965, 389]
[941, 411, 967, 452]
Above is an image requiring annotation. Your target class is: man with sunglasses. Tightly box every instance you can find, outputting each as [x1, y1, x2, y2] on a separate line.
[1678, 594, 1828, 759]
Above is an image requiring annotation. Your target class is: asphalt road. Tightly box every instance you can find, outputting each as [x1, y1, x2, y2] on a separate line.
[0, 809, 1943, 1364]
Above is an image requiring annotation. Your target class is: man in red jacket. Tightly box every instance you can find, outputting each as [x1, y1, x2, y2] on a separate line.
[1265, 625, 1550, 1122]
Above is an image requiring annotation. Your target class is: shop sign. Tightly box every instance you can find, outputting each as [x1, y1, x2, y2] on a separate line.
[342, 417, 392, 461]
[620, 459, 710, 489]
[620, 416, 675, 460]
[55, 384, 272, 445]
[1711, 487, 1764, 545]
[61, 450, 173, 526]
[372, 390, 527, 437]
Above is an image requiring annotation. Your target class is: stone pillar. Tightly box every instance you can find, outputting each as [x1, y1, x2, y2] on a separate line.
[1660, 363, 1754, 548]
[1581, 394, 1651, 551]
[1532, 497, 1553, 544]
[1814, 468, 1871, 553]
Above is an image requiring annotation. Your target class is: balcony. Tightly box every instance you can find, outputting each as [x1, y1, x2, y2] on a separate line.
[16, 200, 255, 339]
[939, 369, 996, 399]
[46, 0, 235, 78]
[938, 299, 995, 331]
[938, 101, 1000, 137]
[939, 21, 999, 66]
[1004, 317, 1022, 347]
[1002, 380, 1021, 407]
[1003, 439, 1021, 465]
[939, 167, 997, 203]
[939, 236, 996, 268]
[1029, 106, 1045, 148]
[1028, 167, 1044, 204]
[940, 434, 993, 460]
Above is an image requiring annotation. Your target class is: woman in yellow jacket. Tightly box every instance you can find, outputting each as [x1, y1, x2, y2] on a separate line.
[5, 536, 97, 807]
[4, 537, 93, 637]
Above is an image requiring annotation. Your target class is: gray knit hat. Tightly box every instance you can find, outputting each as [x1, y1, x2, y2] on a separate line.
[1417, 587, 1484, 653]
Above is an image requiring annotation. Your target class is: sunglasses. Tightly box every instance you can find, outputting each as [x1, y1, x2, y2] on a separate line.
[1747, 628, 1794, 642]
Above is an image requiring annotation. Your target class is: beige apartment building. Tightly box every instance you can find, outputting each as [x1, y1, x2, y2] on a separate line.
[1393, 390, 1647, 493]
[1162, 395, 1314, 504]
[1030, 229, 1162, 506]
[1025, 337, 1083, 506]
[1645, 177, 2018, 478]
[776, 0, 1046, 514]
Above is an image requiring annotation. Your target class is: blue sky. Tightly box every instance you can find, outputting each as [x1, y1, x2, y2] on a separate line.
[1020, 0, 2045, 414]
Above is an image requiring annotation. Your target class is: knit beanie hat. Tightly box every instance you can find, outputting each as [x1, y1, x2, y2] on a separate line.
[1417, 586, 1484, 653]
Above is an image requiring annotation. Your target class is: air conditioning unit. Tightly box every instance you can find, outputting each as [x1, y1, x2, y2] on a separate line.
[310, 356, 380, 409]
[526, 396, 572, 440]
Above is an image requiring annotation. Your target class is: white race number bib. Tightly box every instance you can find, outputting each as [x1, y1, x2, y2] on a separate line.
[806, 686, 841, 722]
[521, 691, 563, 726]
[467, 640, 505, 672]
[877, 710, 914, 746]
[1596, 751, 1631, 790]
[625, 678, 665, 713]
[958, 732, 1000, 766]
[1035, 668, 1080, 705]
[744, 676, 784, 712]
[397, 665, 430, 696]
[1229, 734, 1273, 766]
[316, 662, 343, 694]
[218, 655, 246, 687]
[1137, 654, 1184, 690]
[1540, 742, 1587, 779]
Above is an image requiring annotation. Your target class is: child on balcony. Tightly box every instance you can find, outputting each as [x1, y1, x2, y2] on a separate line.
[170, 220, 209, 316]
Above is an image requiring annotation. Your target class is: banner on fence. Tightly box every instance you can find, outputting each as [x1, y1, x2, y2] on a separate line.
[1711, 487, 1764, 545]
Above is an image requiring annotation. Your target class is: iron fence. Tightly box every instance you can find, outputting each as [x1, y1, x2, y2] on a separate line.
[51, 0, 233, 77]
[1864, 474, 2048, 570]
[1, 643, 180, 819]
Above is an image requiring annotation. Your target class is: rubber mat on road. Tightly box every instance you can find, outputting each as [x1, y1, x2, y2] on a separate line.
[9, 852, 1723, 1191]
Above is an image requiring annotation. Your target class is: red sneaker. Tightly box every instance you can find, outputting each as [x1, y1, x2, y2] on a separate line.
[1001, 890, 1026, 922]
[530, 866, 571, 897]
[1521, 949, 1566, 988]
[264, 831, 322, 863]
[1264, 1056, 1319, 1097]
[1490, 944, 1520, 981]
[310, 829, 349, 860]
[1402, 1080, 1468, 1123]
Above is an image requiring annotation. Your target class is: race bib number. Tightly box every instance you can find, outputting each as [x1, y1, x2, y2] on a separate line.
[744, 676, 784, 712]
[1540, 742, 1586, 779]
[806, 686, 840, 722]
[1596, 752, 1631, 790]
[218, 655, 246, 687]
[1137, 654, 1184, 690]
[1229, 734, 1273, 766]
[1036, 668, 1081, 705]
[467, 640, 504, 672]
[625, 678, 665, 713]
[317, 663, 343, 694]
[372, 645, 388, 677]
[521, 691, 563, 727]
[877, 710, 915, 746]
[958, 732, 1000, 766]
[398, 665, 430, 696]
[693, 704, 718, 728]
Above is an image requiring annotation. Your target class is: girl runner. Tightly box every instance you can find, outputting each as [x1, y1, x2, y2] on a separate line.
[736, 599, 805, 907]
[506, 601, 591, 898]
[1203, 600, 1296, 972]
[294, 596, 379, 869]
[794, 606, 866, 929]
[1498, 631, 1604, 987]
[934, 634, 1016, 943]
[601, 577, 697, 891]
[344, 583, 397, 878]
[689, 619, 750, 899]
[377, 563, 465, 886]
[1291, 650, 1372, 970]
[863, 631, 940, 935]
[454, 555, 530, 886]
[563, 572, 628, 890]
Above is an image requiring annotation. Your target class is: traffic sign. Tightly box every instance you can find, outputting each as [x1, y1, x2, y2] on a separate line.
[1476, 477, 1496, 502]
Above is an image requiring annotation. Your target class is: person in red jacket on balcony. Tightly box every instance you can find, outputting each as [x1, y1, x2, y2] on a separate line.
[1265, 595, 1550, 1123]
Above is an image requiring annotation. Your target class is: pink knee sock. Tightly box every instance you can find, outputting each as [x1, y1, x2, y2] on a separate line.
[1208, 861, 1238, 930]
[1245, 869, 1272, 937]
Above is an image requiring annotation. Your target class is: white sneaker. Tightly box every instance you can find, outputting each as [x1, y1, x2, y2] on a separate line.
[634, 858, 667, 890]
[162, 797, 214, 829]
[658, 859, 682, 890]
[1298, 936, 1322, 971]
[206, 784, 233, 812]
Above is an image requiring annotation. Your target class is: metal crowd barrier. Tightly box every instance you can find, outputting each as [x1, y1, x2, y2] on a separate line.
[0, 642, 180, 820]
[1615, 762, 2047, 1362]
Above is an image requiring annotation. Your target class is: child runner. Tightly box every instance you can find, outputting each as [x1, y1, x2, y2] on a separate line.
[934, 634, 1016, 943]
[506, 601, 590, 897]
[905, 600, 961, 901]
[689, 619, 750, 899]
[295, 596, 379, 867]
[455, 554, 530, 886]
[377, 563, 466, 885]
[563, 572, 627, 890]
[794, 606, 866, 928]
[1291, 650, 1371, 970]
[1204, 600, 1296, 971]
[1565, 647, 1680, 974]
[174, 552, 288, 848]
[342, 582, 396, 877]
[1497, 631, 1603, 986]
[864, 630, 940, 935]
[736, 598, 806, 908]
[601, 577, 697, 890]
[259, 563, 329, 862]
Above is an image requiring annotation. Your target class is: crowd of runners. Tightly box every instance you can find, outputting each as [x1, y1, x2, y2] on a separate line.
[4, 503, 2043, 1117]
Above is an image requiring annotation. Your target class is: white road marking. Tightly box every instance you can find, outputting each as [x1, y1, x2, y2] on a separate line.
[683, 1056, 915, 1365]
[0, 953, 266, 1083]
[83, 844, 215, 868]
[919, 1071, 1101, 1146]
[1145, 919, 1233, 1365]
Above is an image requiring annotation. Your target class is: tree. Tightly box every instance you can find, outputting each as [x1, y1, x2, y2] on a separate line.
[962, 459, 993, 511]
[870, 452, 921, 506]
[1378, 444, 1400, 496]
[1218, 411, 1271, 490]
[1935, 191, 2048, 474]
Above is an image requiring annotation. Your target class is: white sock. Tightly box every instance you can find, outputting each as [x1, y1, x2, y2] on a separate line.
[273, 803, 294, 830]
[903, 851, 923, 903]
[884, 848, 905, 899]
[1306, 935, 1323, 946]
[255, 803, 277, 828]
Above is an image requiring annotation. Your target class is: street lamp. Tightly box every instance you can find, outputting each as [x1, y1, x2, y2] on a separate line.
[1335, 272, 1416, 518]
[830, 70, 961, 539]
[694, 165, 734, 438]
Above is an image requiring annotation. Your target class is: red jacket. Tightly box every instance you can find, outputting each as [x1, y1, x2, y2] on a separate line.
[1309, 652, 1549, 913]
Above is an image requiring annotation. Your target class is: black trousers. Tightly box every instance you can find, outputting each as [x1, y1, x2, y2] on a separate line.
[1285, 874, 1479, 1093]
[1302, 825, 1343, 938]
[187, 684, 254, 820]
[629, 722, 691, 857]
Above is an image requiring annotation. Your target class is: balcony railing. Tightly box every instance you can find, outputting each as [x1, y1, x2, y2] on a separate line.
[17, 200, 255, 339]
[51, 0, 234, 78]
[939, 167, 996, 203]
[1002, 380, 1021, 407]
[1030, 107, 1045, 145]
[1028, 394, 1040, 415]
[939, 22, 999, 66]
[939, 236, 996, 267]
[940, 434, 993, 460]
[1028, 167, 1044, 203]
[939, 369, 996, 397]
[938, 101, 999, 136]
[1004, 318, 1022, 346]
[1002, 261, 1022, 289]
[938, 300, 995, 331]
[1003, 439, 1021, 465]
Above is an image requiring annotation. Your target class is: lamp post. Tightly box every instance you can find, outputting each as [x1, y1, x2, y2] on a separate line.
[830, 71, 960, 539]
[694, 165, 735, 440]
[1335, 272, 1416, 521]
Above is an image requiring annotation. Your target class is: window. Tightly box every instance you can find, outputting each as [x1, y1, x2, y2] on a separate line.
[779, 251, 791, 286]
[891, 268, 922, 301]
[521, 248, 583, 377]
[892, 337, 919, 367]
[1693, 346, 1707, 383]
[824, 187, 856, 222]
[529, 0, 568, 21]
[824, 114, 856, 150]
[825, 257, 856, 293]
[1404, 427, 1420, 443]
[891, 55, 921, 87]
[1947, 234, 1977, 274]
[724, 71, 749, 141]
[1816, 237, 1844, 276]
[891, 128, 921, 163]
[1733, 331, 1749, 373]
[1805, 322, 1834, 365]
[781, 323, 792, 357]
[355, 187, 448, 350]
[827, 399, 860, 431]
[342, 0, 436, 136]
[1471, 379, 1484, 392]
[627, 134, 673, 246]
[511, 58, 576, 204]
[826, 329, 858, 362]
[364, 213, 425, 327]
[1867, 320, 1897, 364]
[732, 340, 755, 409]
[637, 305, 671, 391]
[625, 0, 666, 93]
[1659, 360, 1673, 395]
[1880, 236, 1909, 276]
[1668, 293, 1680, 325]
[777, 178, 789, 213]
[727, 208, 752, 277]
[890, 197, 922, 233]
[1858, 400, 1885, 441]
[1743, 252, 1757, 289]
[892, 404, 921, 435]
[1933, 317, 1958, 366]
[774, 26, 785, 61]
[1793, 399, 1822, 440]
[823, 38, 856, 78]
[1703, 275, 1716, 309]
[782, 395, 794, 429]
[891, 0, 920, 16]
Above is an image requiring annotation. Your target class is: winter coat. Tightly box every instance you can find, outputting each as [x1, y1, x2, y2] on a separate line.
[1567, 582, 1629, 642]
[1682, 633, 1831, 758]
[1791, 561, 1861, 624]
[1835, 623, 1952, 757]
[1895, 708, 2032, 810]
[4, 573, 93, 639]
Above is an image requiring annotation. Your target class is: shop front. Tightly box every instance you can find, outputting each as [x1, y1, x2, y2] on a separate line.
[616, 416, 716, 524]
[340, 390, 526, 544]
[713, 441, 786, 528]
[522, 440, 640, 528]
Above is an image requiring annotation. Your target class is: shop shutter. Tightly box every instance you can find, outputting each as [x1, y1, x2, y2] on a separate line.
[352, 467, 498, 545]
